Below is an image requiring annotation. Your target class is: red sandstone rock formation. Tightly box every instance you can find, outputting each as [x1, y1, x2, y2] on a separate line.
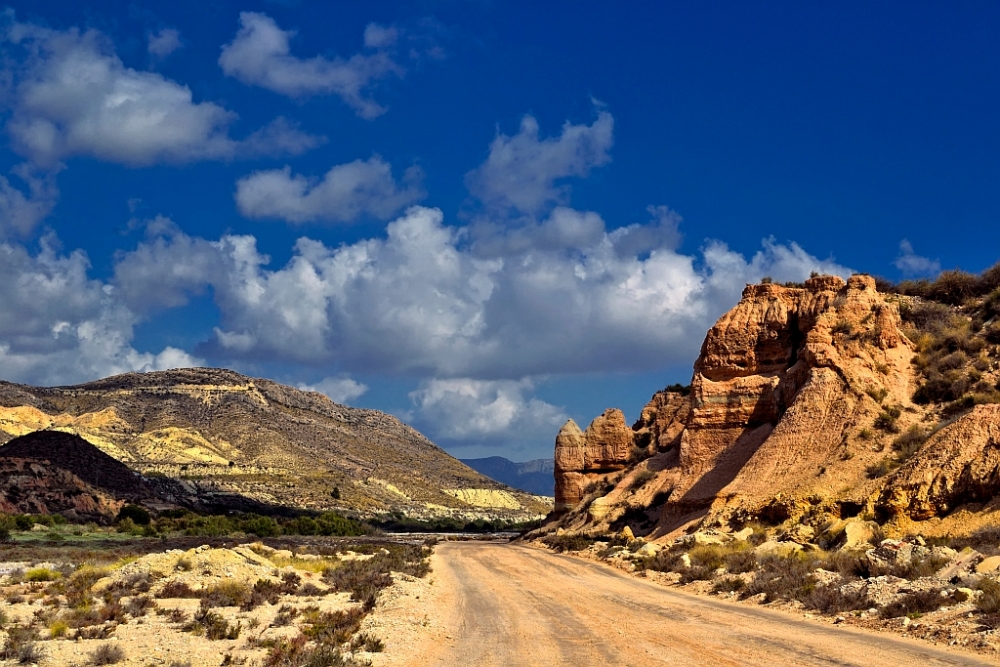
[554, 409, 636, 512]
[550, 274, 930, 535]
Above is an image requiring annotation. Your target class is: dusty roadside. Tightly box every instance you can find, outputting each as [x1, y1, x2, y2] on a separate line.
[383, 541, 994, 667]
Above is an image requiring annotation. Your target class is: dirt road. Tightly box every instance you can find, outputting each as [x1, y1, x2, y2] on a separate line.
[382, 541, 995, 667]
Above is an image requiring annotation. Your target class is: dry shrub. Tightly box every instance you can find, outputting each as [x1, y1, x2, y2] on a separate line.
[880, 589, 950, 618]
[158, 581, 197, 599]
[351, 632, 384, 653]
[0, 627, 43, 664]
[90, 643, 126, 665]
[301, 607, 365, 646]
[125, 594, 155, 617]
[711, 576, 746, 594]
[188, 609, 241, 640]
[541, 535, 596, 553]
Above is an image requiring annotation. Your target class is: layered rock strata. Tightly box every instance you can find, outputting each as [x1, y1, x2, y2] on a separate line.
[550, 274, 925, 536]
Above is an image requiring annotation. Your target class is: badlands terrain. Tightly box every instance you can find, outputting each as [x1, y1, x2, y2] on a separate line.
[6, 270, 1000, 664]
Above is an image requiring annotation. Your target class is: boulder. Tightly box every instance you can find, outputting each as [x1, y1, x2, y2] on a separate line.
[733, 527, 755, 541]
[865, 539, 930, 573]
[975, 555, 1000, 574]
[635, 542, 661, 557]
[620, 525, 635, 541]
[780, 524, 815, 544]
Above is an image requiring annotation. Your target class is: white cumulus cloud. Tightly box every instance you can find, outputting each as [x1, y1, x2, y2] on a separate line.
[234, 156, 424, 224]
[0, 164, 59, 237]
[0, 235, 201, 386]
[147, 28, 182, 59]
[408, 378, 567, 454]
[2, 20, 322, 166]
[466, 110, 614, 216]
[219, 12, 402, 119]
[894, 239, 941, 277]
[113, 205, 852, 379]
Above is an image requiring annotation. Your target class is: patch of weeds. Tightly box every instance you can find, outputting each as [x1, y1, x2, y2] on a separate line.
[865, 387, 888, 403]
[880, 590, 950, 618]
[199, 580, 252, 609]
[48, 620, 68, 638]
[158, 580, 197, 598]
[187, 609, 242, 640]
[540, 535, 596, 553]
[891, 425, 928, 464]
[804, 585, 872, 614]
[273, 604, 299, 627]
[89, 643, 126, 665]
[866, 457, 898, 479]
[301, 607, 365, 646]
[711, 576, 746, 594]
[0, 627, 43, 664]
[125, 594, 155, 617]
[351, 632, 384, 653]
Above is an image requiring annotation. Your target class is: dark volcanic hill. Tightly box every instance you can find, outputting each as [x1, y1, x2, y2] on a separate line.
[461, 457, 555, 496]
[0, 368, 550, 519]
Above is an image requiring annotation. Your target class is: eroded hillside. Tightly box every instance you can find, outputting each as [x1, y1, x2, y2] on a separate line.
[543, 273, 1000, 541]
[0, 368, 550, 520]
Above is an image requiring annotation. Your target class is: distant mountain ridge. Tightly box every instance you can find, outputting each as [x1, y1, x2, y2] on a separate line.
[0, 368, 551, 520]
[461, 457, 555, 496]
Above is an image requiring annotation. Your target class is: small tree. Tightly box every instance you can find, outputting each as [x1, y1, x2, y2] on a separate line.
[331, 487, 341, 500]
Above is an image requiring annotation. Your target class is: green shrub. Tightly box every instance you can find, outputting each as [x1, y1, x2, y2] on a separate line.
[25, 567, 60, 583]
[115, 505, 151, 526]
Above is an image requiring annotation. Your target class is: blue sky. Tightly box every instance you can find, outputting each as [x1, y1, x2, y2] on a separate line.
[0, 2, 997, 461]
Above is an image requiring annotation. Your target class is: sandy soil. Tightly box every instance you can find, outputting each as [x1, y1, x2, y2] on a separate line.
[378, 541, 996, 667]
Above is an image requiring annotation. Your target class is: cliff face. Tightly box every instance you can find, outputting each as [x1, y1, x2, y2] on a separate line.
[546, 274, 969, 537]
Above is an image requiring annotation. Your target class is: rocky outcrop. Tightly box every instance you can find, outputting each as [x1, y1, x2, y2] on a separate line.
[554, 409, 635, 512]
[632, 389, 689, 452]
[0, 458, 125, 521]
[548, 274, 930, 536]
[876, 404, 1000, 520]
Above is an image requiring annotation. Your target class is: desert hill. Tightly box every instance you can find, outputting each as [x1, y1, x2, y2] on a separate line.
[542, 272, 1000, 541]
[0, 368, 551, 520]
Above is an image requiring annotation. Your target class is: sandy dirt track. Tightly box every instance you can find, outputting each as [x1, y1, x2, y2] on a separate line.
[380, 541, 995, 667]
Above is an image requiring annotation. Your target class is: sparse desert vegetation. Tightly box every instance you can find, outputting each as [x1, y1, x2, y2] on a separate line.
[537, 520, 1000, 654]
[0, 529, 434, 666]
